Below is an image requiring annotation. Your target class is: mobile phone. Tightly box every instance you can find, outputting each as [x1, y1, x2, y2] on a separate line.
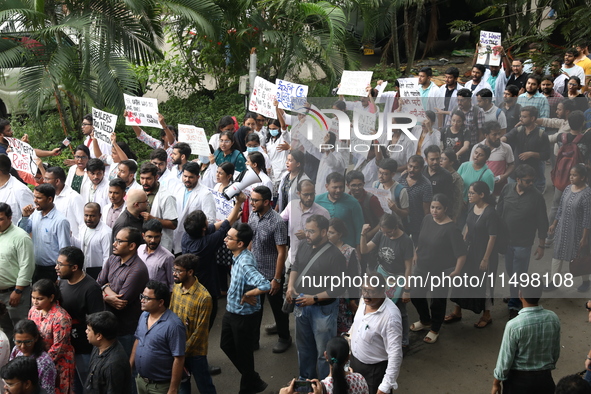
[294, 380, 313, 393]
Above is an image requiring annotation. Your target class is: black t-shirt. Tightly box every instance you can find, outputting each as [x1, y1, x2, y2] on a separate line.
[59, 275, 104, 354]
[506, 72, 529, 92]
[416, 215, 467, 271]
[293, 241, 346, 298]
[371, 231, 414, 275]
[441, 126, 468, 153]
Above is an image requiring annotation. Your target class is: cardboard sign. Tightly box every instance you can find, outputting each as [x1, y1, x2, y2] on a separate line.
[276, 79, 308, 111]
[177, 124, 210, 156]
[210, 189, 234, 221]
[337, 71, 373, 97]
[365, 187, 392, 214]
[376, 81, 388, 98]
[477, 31, 502, 66]
[123, 94, 162, 129]
[91, 108, 117, 146]
[397, 78, 426, 122]
[249, 77, 277, 119]
[5, 137, 37, 176]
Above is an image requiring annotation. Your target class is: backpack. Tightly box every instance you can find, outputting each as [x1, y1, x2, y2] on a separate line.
[551, 133, 585, 191]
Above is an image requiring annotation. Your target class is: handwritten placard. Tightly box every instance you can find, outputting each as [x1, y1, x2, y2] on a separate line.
[337, 71, 373, 97]
[210, 189, 234, 221]
[5, 137, 37, 176]
[477, 31, 502, 66]
[365, 187, 392, 214]
[91, 108, 117, 146]
[275, 79, 308, 111]
[123, 94, 162, 129]
[177, 124, 210, 156]
[397, 78, 426, 122]
[249, 77, 277, 119]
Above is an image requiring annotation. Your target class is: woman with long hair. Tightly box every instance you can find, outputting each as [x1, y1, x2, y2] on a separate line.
[276, 150, 308, 213]
[28, 279, 74, 394]
[410, 194, 467, 344]
[567, 76, 588, 112]
[10, 319, 57, 394]
[213, 162, 237, 294]
[413, 110, 441, 159]
[212, 130, 246, 173]
[265, 116, 291, 197]
[447, 181, 498, 328]
[64, 145, 90, 193]
[548, 164, 591, 291]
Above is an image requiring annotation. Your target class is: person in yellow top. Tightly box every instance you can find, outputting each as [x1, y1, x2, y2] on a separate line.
[575, 42, 591, 91]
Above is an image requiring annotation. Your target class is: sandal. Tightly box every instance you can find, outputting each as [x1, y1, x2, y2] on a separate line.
[443, 313, 462, 324]
[474, 318, 493, 328]
[423, 331, 439, 344]
[410, 321, 431, 332]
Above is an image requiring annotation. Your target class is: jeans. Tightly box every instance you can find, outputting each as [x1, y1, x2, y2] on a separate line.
[395, 300, 409, 347]
[295, 300, 338, 380]
[180, 355, 217, 394]
[505, 245, 532, 310]
[74, 353, 91, 394]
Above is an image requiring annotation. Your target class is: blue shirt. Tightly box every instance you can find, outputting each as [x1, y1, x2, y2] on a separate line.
[214, 149, 246, 173]
[134, 309, 186, 381]
[226, 249, 270, 315]
[517, 92, 550, 119]
[315, 193, 364, 247]
[18, 207, 71, 266]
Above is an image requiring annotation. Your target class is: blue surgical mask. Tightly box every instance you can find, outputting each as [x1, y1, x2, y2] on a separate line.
[246, 146, 259, 153]
[269, 129, 279, 137]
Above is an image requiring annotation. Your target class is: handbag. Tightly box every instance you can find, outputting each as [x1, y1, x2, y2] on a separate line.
[570, 249, 591, 277]
[281, 243, 331, 314]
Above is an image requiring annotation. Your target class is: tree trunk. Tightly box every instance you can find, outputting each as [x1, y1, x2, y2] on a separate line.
[405, 3, 423, 74]
[391, 5, 400, 69]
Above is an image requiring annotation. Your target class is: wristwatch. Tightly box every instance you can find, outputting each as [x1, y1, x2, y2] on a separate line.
[313, 295, 319, 304]
[13, 288, 22, 295]
[272, 278, 281, 284]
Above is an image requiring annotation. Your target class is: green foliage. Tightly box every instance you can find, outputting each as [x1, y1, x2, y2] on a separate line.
[367, 63, 402, 85]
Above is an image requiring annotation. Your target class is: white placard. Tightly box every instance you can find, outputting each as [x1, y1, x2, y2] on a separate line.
[397, 78, 426, 122]
[376, 81, 388, 97]
[337, 71, 373, 97]
[365, 187, 392, 214]
[123, 94, 162, 129]
[177, 124, 210, 156]
[276, 79, 308, 111]
[248, 76, 277, 119]
[477, 31, 502, 66]
[91, 108, 117, 146]
[5, 137, 37, 176]
[210, 189, 234, 221]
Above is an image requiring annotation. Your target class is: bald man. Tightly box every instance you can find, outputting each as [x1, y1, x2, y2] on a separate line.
[71, 202, 112, 279]
[111, 189, 149, 245]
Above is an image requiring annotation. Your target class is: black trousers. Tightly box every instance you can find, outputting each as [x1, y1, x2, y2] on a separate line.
[256, 278, 290, 341]
[350, 354, 388, 394]
[220, 311, 265, 394]
[503, 370, 555, 394]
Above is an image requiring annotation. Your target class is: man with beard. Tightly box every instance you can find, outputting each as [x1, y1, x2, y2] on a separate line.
[417, 67, 438, 111]
[170, 254, 217, 394]
[81, 113, 112, 158]
[464, 64, 493, 101]
[476, 88, 507, 134]
[517, 75, 550, 122]
[445, 88, 486, 148]
[422, 146, 455, 217]
[56, 246, 104, 393]
[349, 272, 402, 394]
[117, 160, 141, 192]
[497, 165, 548, 318]
[549, 58, 568, 96]
[470, 121, 515, 195]
[170, 142, 191, 180]
[434, 66, 464, 127]
[399, 156, 433, 240]
[346, 170, 384, 240]
[102, 178, 126, 229]
[111, 188, 148, 244]
[139, 162, 178, 252]
[287, 214, 346, 380]
[18, 183, 71, 282]
[150, 148, 180, 190]
[71, 202, 112, 279]
[45, 166, 84, 236]
[501, 85, 522, 132]
[81, 159, 110, 208]
[138, 219, 175, 291]
[172, 162, 215, 254]
[503, 57, 529, 95]
[540, 76, 564, 129]
[563, 48, 586, 82]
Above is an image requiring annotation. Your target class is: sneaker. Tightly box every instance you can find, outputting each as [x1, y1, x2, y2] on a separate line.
[578, 281, 591, 292]
[264, 323, 278, 335]
[545, 237, 554, 248]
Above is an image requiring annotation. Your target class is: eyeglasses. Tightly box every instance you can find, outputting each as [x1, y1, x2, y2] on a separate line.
[137, 200, 149, 205]
[74, 156, 88, 160]
[172, 268, 185, 274]
[303, 229, 317, 234]
[14, 339, 34, 346]
[139, 294, 157, 302]
[219, 140, 232, 145]
[114, 239, 130, 244]
[360, 288, 383, 297]
[225, 235, 238, 241]
[81, 123, 92, 127]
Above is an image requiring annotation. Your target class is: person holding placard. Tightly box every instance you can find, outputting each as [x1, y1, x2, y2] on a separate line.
[0, 155, 35, 225]
[150, 148, 180, 190]
[130, 111, 177, 169]
[81, 113, 112, 159]
[464, 64, 493, 102]
[91, 132, 136, 181]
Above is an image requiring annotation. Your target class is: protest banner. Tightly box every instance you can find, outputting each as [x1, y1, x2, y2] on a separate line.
[337, 71, 374, 97]
[477, 31, 502, 66]
[123, 94, 162, 129]
[276, 79, 308, 111]
[177, 124, 210, 156]
[91, 108, 117, 146]
[365, 187, 392, 214]
[5, 137, 37, 176]
[397, 78, 427, 122]
[249, 76, 277, 119]
[376, 81, 388, 97]
[211, 189, 235, 221]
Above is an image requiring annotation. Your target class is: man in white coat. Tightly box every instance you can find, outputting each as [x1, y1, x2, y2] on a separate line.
[0, 155, 33, 224]
[45, 166, 84, 235]
[71, 202, 112, 279]
[172, 162, 216, 254]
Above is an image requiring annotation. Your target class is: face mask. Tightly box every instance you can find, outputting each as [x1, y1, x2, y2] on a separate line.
[269, 129, 279, 137]
[246, 146, 259, 153]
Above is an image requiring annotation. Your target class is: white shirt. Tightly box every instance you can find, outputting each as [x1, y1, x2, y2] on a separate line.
[0, 176, 34, 224]
[265, 131, 291, 185]
[482, 105, 507, 130]
[553, 74, 568, 95]
[54, 185, 84, 236]
[298, 136, 348, 195]
[172, 183, 216, 253]
[127, 181, 143, 192]
[350, 297, 403, 393]
[464, 79, 493, 104]
[149, 187, 178, 252]
[84, 135, 112, 159]
[563, 64, 585, 83]
[411, 125, 441, 159]
[470, 139, 515, 165]
[483, 68, 508, 106]
[158, 168, 181, 190]
[80, 176, 110, 208]
[71, 221, 111, 268]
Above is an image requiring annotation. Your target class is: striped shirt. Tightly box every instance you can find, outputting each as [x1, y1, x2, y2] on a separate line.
[170, 278, 212, 356]
[226, 249, 270, 315]
[493, 306, 560, 381]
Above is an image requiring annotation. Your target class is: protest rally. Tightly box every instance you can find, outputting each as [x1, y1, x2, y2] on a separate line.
[2, 1, 591, 393]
